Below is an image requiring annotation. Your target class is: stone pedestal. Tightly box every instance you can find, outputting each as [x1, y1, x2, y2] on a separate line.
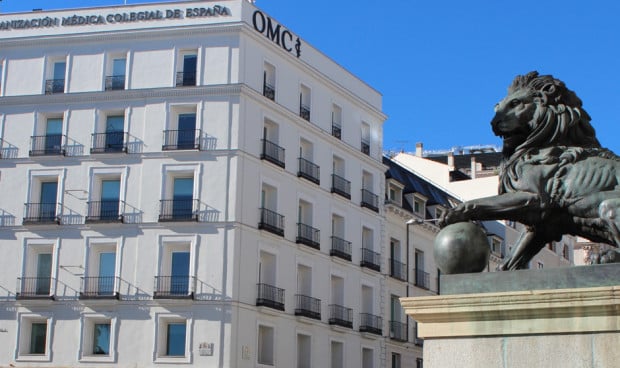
[400, 264, 620, 368]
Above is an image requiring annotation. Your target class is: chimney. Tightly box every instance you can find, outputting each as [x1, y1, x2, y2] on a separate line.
[415, 142, 423, 157]
[447, 152, 455, 170]
[470, 157, 477, 179]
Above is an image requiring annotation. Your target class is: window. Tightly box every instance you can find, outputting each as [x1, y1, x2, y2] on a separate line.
[297, 199, 319, 249]
[331, 104, 342, 139]
[416, 357, 424, 368]
[261, 119, 284, 168]
[330, 214, 351, 261]
[30, 117, 64, 156]
[297, 333, 311, 368]
[331, 156, 350, 199]
[361, 171, 378, 212]
[331, 340, 344, 368]
[263, 62, 275, 100]
[361, 122, 370, 155]
[24, 177, 59, 224]
[160, 166, 198, 222]
[259, 182, 284, 236]
[387, 183, 402, 205]
[155, 315, 190, 361]
[105, 55, 126, 90]
[176, 50, 197, 86]
[92, 113, 126, 154]
[390, 295, 407, 341]
[164, 105, 200, 151]
[491, 237, 502, 255]
[45, 58, 66, 94]
[82, 242, 118, 298]
[257, 251, 284, 310]
[156, 241, 192, 298]
[390, 239, 405, 280]
[537, 261, 544, 269]
[563, 245, 570, 260]
[362, 347, 374, 368]
[257, 324, 274, 365]
[79, 314, 117, 362]
[361, 227, 380, 271]
[17, 313, 52, 361]
[415, 250, 429, 289]
[298, 138, 319, 185]
[299, 84, 311, 121]
[392, 353, 402, 368]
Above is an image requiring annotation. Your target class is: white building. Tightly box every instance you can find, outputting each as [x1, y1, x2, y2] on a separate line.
[0, 1, 404, 367]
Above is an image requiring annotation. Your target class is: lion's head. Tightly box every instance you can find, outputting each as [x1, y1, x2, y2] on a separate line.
[491, 71, 600, 157]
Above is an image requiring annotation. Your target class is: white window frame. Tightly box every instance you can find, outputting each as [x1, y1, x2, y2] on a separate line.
[20, 238, 60, 297]
[15, 312, 53, 362]
[78, 313, 118, 362]
[256, 322, 276, 367]
[153, 313, 193, 363]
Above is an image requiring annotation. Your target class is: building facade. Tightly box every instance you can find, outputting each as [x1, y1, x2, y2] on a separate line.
[0, 1, 399, 367]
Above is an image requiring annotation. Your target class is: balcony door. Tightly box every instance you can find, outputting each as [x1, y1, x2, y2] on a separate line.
[172, 178, 193, 219]
[40, 181, 58, 221]
[100, 179, 120, 220]
[177, 113, 196, 149]
[105, 116, 124, 151]
[98, 252, 116, 295]
[171, 251, 190, 295]
[183, 54, 197, 85]
[45, 118, 62, 154]
[36, 253, 52, 295]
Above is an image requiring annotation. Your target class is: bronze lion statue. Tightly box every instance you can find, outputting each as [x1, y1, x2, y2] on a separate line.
[440, 71, 620, 270]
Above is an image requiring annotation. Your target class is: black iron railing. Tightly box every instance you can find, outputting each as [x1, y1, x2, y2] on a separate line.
[361, 138, 370, 155]
[332, 123, 342, 139]
[414, 269, 430, 290]
[16, 277, 53, 299]
[359, 313, 382, 335]
[390, 259, 407, 281]
[80, 276, 118, 299]
[298, 157, 320, 185]
[295, 294, 321, 320]
[390, 320, 408, 342]
[105, 75, 125, 91]
[329, 304, 353, 328]
[29, 135, 66, 156]
[158, 199, 198, 222]
[296, 223, 320, 250]
[331, 174, 351, 199]
[361, 189, 379, 212]
[176, 71, 196, 87]
[23, 202, 58, 224]
[153, 275, 194, 298]
[91, 132, 127, 154]
[85, 200, 123, 223]
[300, 104, 310, 121]
[260, 139, 285, 168]
[259, 207, 284, 236]
[45, 78, 64, 94]
[162, 129, 201, 150]
[330, 236, 352, 261]
[263, 81, 275, 100]
[256, 283, 285, 311]
[361, 248, 381, 272]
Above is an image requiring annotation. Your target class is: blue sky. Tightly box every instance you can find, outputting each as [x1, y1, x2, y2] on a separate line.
[3, 0, 620, 153]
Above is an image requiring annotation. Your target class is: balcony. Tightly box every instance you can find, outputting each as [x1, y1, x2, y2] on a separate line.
[153, 275, 194, 299]
[296, 223, 320, 250]
[29, 135, 66, 156]
[105, 75, 125, 91]
[330, 236, 352, 261]
[297, 157, 320, 185]
[260, 139, 285, 168]
[16, 277, 54, 299]
[361, 189, 379, 212]
[176, 71, 196, 87]
[295, 294, 321, 320]
[45, 78, 64, 94]
[390, 259, 407, 281]
[23, 203, 58, 224]
[359, 313, 382, 335]
[361, 138, 370, 155]
[259, 207, 284, 237]
[256, 283, 285, 311]
[414, 269, 430, 290]
[91, 132, 127, 154]
[85, 200, 124, 223]
[329, 304, 353, 329]
[361, 248, 381, 272]
[158, 199, 198, 222]
[263, 81, 275, 100]
[80, 276, 119, 299]
[300, 104, 310, 121]
[162, 129, 201, 150]
[390, 320, 408, 342]
[331, 174, 351, 199]
[332, 122, 342, 139]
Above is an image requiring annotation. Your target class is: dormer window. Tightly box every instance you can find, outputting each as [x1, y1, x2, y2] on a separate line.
[386, 179, 403, 206]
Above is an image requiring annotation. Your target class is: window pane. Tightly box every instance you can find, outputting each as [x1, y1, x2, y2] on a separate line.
[30, 322, 47, 354]
[166, 323, 186, 356]
[93, 323, 111, 355]
[177, 114, 196, 149]
[53, 62, 66, 80]
[112, 59, 126, 76]
[98, 252, 116, 295]
[171, 252, 190, 294]
[36, 253, 52, 295]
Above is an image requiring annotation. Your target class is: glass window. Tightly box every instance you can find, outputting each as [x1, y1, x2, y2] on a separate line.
[98, 252, 116, 295]
[30, 322, 47, 354]
[112, 58, 126, 77]
[93, 323, 111, 355]
[166, 323, 186, 356]
[171, 251, 190, 295]
[45, 118, 63, 154]
[39, 182, 58, 222]
[172, 177, 193, 218]
[177, 113, 196, 149]
[36, 253, 52, 295]
[53, 62, 66, 81]
[100, 179, 120, 219]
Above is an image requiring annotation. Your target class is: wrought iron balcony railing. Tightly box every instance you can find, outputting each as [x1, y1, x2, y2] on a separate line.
[153, 275, 194, 299]
[260, 139, 285, 168]
[162, 129, 201, 150]
[259, 207, 284, 236]
[332, 122, 342, 139]
[361, 248, 381, 272]
[330, 236, 352, 261]
[256, 283, 285, 311]
[105, 75, 125, 91]
[331, 174, 351, 199]
[390, 259, 407, 281]
[298, 157, 320, 185]
[329, 304, 353, 328]
[176, 71, 196, 87]
[390, 320, 408, 342]
[23, 202, 58, 224]
[29, 135, 66, 156]
[80, 276, 119, 299]
[263, 81, 275, 100]
[45, 78, 65, 94]
[85, 200, 124, 223]
[91, 132, 127, 154]
[359, 313, 382, 335]
[296, 223, 320, 250]
[414, 269, 430, 290]
[295, 294, 321, 320]
[361, 138, 370, 155]
[158, 199, 198, 222]
[361, 189, 379, 212]
[16, 277, 53, 299]
[300, 104, 310, 121]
